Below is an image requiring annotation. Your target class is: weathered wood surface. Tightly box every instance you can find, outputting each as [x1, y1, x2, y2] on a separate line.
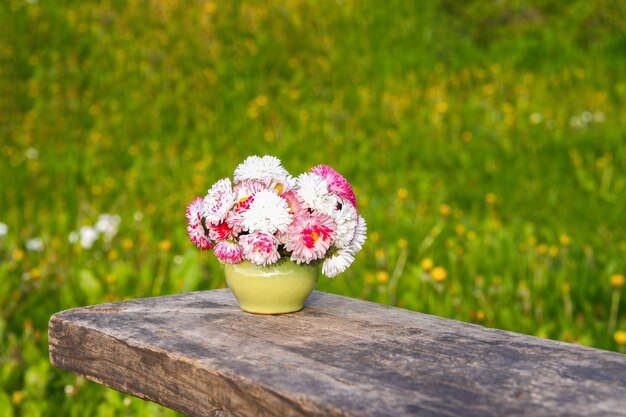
[49, 289, 626, 417]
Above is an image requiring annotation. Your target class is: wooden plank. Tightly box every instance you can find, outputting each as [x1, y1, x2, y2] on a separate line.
[49, 289, 626, 417]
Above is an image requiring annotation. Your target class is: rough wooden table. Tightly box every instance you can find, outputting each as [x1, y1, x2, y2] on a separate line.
[49, 289, 626, 417]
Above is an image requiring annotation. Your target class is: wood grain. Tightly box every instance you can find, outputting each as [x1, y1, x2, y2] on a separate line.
[49, 290, 626, 417]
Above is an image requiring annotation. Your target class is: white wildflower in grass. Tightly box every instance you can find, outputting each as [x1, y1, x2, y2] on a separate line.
[79, 226, 99, 249]
[0, 222, 8, 238]
[25, 147, 39, 159]
[68, 231, 78, 243]
[242, 189, 292, 234]
[234, 155, 290, 184]
[203, 178, 235, 225]
[332, 200, 358, 248]
[95, 213, 121, 241]
[26, 237, 44, 252]
[322, 247, 355, 278]
[296, 172, 338, 215]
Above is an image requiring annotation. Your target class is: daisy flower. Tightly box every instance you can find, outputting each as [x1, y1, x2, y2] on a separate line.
[209, 221, 233, 242]
[296, 172, 338, 215]
[242, 189, 293, 234]
[240, 232, 281, 266]
[287, 212, 336, 264]
[264, 174, 295, 195]
[322, 247, 355, 278]
[311, 164, 357, 209]
[214, 241, 244, 264]
[350, 215, 367, 252]
[227, 180, 264, 234]
[281, 189, 304, 215]
[234, 155, 290, 184]
[202, 178, 235, 225]
[186, 197, 212, 250]
[332, 200, 358, 248]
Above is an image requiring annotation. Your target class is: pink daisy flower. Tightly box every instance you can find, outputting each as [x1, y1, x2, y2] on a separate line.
[186, 197, 212, 250]
[214, 241, 244, 264]
[202, 178, 235, 225]
[287, 212, 336, 264]
[240, 232, 281, 266]
[281, 189, 304, 215]
[209, 221, 233, 242]
[311, 165, 357, 210]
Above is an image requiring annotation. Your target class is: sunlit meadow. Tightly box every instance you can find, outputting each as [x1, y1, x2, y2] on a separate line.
[1, 0, 625, 415]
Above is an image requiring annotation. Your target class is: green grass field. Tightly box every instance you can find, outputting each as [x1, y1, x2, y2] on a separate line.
[1, 0, 625, 415]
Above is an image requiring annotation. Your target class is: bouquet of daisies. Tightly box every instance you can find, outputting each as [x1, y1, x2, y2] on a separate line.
[186, 155, 366, 277]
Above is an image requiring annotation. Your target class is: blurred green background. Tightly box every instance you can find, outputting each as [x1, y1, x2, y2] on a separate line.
[1, 0, 626, 415]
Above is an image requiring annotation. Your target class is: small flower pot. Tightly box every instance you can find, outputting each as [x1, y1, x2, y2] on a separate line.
[224, 260, 318, 314]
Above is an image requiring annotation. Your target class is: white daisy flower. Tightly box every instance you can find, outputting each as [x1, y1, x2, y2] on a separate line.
[234, 155, 290, 184]
[351, 215, 367, 252]
[322, 247, 355, 278]
[0, 222, 8, 238]
[296, 172, 338, 215]
[202, 178, 235, 225]
[332, 200, 358, 248]
[241, 189, 293, 234]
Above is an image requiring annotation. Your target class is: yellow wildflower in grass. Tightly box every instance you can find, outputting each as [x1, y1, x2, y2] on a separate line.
[461, 131, 473, 142]
[467, 231, 477, 241]
[559, 234, 571, 246]
[397, 187, 409, 200]
[12, 390, 24, 405]
[549, 246, 559, 257]
[203, 2, 217, 14]
[122, 238, 134, 250]
[536, 244, 548, 256]
[439, 203, 451, 217]
[420, 258, 433, 271]
[375, 248, 386, 260]
[455, 224, 466, 235]
[364, 272, 374, 285]
[610, 274, 625, 289]
[485, 193, 497, 204]
[431, 266, 447, 283]
[435, 101, 449, 113]
[369, 231, 380, 243]
[397, 238, 408, 249]
[376, 271, 389, 284]
[614, 330, 626, 345]
[12, 248, 24, 261]
[475, 310, 485, 321]
[159, 240, 172, 252]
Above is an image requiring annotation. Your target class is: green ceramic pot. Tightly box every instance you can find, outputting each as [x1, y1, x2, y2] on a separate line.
[224, 259, 319, 314]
